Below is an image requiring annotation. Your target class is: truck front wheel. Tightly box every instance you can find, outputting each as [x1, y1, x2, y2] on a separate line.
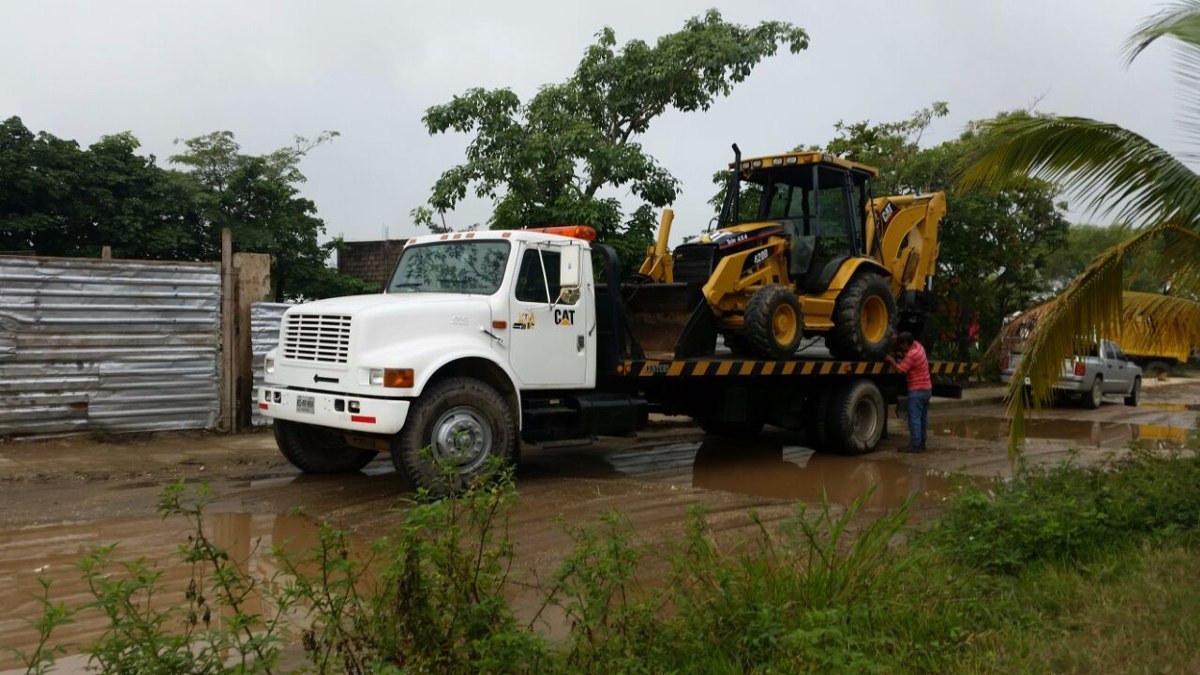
[394, 376, 516, 495]
[275, 421, 377, 474]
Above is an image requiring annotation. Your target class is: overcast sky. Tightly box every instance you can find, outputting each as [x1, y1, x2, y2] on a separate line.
[1, 0, 1182, 246]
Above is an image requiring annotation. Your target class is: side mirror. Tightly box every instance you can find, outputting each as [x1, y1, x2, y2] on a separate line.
[559, 245, 582, 289]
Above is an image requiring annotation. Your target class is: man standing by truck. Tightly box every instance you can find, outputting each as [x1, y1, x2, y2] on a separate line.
[885, 332, 933, 453]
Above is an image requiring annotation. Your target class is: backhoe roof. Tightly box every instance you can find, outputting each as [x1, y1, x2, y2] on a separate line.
[730, 151, 880, 177]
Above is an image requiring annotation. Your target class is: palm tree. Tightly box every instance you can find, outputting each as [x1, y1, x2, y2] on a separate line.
[959, 2, 1200, 453]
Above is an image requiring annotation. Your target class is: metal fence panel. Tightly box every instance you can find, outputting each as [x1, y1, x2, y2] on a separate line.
[250, 302, 292, 426]
[0, 256, 221, 436]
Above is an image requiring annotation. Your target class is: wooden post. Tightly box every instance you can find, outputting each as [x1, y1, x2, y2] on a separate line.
[219, 228, 236, 432]
[100, 246, 112, 260]
[233, 253, 272, 431]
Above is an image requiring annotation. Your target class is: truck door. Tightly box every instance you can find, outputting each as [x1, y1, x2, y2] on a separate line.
[509, 244, 588, 387]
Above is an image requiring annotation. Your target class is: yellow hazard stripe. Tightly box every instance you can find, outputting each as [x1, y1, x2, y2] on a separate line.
[617, 359, 974, 377]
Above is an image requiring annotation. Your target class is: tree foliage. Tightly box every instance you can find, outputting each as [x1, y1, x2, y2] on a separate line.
[417, 10, 809, 269]
[959, 1, 1200, 454]
[0, 117, 370, 300]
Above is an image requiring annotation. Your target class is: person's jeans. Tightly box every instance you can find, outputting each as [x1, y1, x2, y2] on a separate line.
[907, 389, 933, 449]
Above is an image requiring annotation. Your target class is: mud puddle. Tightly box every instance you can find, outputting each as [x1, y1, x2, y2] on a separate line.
[1140, 402, 1200, 412]
[934, 416, 1192, 447]
[0, 512, 322, 664]
[606, 440, 957, 509]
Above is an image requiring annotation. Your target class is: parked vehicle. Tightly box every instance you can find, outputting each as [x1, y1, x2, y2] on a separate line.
[1000, 339, 1142, 409]
[259, 226, 971, 493]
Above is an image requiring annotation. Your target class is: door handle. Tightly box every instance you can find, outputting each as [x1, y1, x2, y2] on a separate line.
[577, 335, 585, 352]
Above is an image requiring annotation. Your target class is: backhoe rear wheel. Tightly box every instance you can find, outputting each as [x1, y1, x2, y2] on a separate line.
[745, 285, 804, 359]
[826, 273, 897, 361]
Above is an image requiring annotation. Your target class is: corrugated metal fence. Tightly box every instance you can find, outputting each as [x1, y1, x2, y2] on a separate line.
[250, 302, 291, 426]
[0, 256, 221, 436]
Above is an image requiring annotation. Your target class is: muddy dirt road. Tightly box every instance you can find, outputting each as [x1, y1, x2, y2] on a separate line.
[1, 379, 1196, 663]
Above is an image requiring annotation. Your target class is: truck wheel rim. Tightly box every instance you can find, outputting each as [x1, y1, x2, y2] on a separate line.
[861, 296, 888, 343]
[852, 398, 879, 441]
[773, 304, 798, 344]
[432, 406, 492, 471]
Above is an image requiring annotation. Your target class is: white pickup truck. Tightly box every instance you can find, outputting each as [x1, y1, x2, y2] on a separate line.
[1001, 339, 1142, 409]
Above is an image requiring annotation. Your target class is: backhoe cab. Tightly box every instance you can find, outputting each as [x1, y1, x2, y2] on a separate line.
[632, 145, 945, 360]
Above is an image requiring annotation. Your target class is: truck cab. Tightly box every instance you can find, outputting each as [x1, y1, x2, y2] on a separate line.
[259, 228, 632, 492]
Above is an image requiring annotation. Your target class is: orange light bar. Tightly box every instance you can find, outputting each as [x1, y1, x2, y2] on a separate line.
[524, 225, 597, 241]
[383, 368, 414, 388]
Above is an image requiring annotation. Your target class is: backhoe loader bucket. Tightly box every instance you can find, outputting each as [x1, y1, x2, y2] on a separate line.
[621, 282, 698, 357]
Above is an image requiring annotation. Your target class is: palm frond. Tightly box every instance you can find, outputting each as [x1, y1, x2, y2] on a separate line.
[1125, 0, 1200, 64]
[1003, 224, 1178, 457]
[1121, 291, 1200, 361]
[957, 116, 1200, 227]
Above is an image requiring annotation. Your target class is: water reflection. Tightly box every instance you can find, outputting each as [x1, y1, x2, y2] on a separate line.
[0, 513, 320, 661]
[607, 440, 954, 509]
[934, 417, 1190, 447]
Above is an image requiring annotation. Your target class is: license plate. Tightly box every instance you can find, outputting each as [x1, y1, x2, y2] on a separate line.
[296, 395, 315, 414]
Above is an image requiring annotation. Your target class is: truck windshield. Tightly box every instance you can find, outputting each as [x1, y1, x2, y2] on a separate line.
[387, 241, 511, 295]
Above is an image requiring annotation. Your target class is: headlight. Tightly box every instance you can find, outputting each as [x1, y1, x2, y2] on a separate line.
[265, 356, 275, 374]
[369, 368, 384, 386]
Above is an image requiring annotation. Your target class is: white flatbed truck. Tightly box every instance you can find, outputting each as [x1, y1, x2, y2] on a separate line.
[259, 227, 969, 492]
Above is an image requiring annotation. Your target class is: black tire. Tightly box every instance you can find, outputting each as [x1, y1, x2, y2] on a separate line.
[1085, 376, 1104, 409]
[1124, 377, 1141, 407]
[826, 273, 897, 361]
[393, 376, 516, 495]
[1143, 360, 1173, 380]
[697, 417, 765, 439]
[274, 420, 377, 474]
[824, 379, 886, 455]
[744, 285, 804, 359]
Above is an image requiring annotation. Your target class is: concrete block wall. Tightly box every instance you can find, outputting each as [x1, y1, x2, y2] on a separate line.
[336, 239, 408, 291]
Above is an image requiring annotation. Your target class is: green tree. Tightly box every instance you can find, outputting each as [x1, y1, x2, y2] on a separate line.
[416, 10, 809, 270]
[960, 2, 1200, 452]
[0, 117, 205, 259]
[170, 131, 373, 300]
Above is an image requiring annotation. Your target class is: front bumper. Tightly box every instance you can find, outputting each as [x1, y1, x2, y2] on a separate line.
[258, 387, 410, 434]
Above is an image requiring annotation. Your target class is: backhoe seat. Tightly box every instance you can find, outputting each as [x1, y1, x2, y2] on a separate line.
[805, 255, 850, 295]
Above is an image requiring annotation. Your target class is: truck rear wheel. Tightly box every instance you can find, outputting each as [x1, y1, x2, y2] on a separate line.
[394, 376, 516, 495]
[1124, 377, 1141, 407]
[274, 420, 377, 474]
[1085, 376, 1104, 409]
[745, 285, 804, 359]
[824, 379, 885, 455]
[826, 273, 897, 361]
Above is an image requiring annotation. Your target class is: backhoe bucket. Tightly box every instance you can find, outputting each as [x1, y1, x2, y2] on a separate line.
[621, 282, 696, 357]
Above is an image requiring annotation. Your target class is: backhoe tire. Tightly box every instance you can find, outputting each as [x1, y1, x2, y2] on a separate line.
[824, 379, 886, 455]
[274, 421, 377, 474]
[826, 273, 897, 361]
[745, 285, 804, 359]
[393, 376, 516, 496]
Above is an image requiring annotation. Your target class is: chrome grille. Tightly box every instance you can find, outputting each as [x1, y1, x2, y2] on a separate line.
[281, 314, 351, 364]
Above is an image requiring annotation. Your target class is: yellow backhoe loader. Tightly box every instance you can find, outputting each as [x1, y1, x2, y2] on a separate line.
[625, 145, 945, 360]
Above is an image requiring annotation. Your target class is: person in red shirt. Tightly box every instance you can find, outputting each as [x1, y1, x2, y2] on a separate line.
[884, 331, 933, 453]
